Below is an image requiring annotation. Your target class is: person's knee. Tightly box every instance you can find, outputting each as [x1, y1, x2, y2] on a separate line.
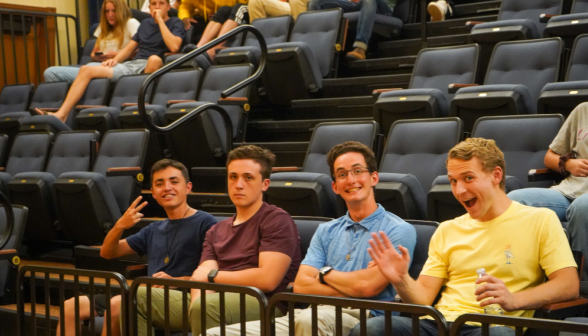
[110, 295, 122, 315]
[293, 308, 314, 333]
[63, 298, 77, 318]
[567, 193, 588, 220]
[488, 326, 515, 336]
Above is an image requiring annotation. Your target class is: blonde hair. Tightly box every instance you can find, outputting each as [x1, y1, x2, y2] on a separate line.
[447, 138, 506, 190]
[96, 0, 132, 50]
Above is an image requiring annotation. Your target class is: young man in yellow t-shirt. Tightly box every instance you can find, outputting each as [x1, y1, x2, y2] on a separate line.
[353, 137, 580, 336]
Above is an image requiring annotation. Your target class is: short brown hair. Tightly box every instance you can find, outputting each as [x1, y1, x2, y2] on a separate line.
[151, 159, 190, 184]
[447, 138, 506, 189]
[226, 145, 276, 180]
[326, 141, 377, 180]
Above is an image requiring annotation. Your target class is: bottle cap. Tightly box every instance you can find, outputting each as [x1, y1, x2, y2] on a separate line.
[476, 268, 486, 275]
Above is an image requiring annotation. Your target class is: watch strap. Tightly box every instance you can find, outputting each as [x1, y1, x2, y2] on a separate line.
[208, 269, 218, 283]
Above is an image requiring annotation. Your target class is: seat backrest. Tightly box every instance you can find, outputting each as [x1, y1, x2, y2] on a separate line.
[498, 0, 562, 33]
[79, 38, 96, 65]
[6, 133, 53, 176]
[246, 15, 292, 48]
[472, 115, 564, 188]
[303, 121, 378, 175]
[0, 205, 28, 303]
[410, 45, 479, 102]
[572, 0, 588, 13]
[151, 69, 202, 106]
[0, 135, 8, 167]
[293, 216, 332, 260]
[108, 74, 150, 109]
[0, 84, 34, 114]
[566, 34, 588, 81]
[485, 38, 562, 104]
[79, 78, 110, 106]
[380, 118, 463, 192]
[46, 131, 100, 177]
[393, 0, 413, 23]
[290, 9, 343, 78]
[197, 64, 253, 145]
[28, 82, 70, 110]
[406, 220, 438, 279]
[92, 130, 149, 211]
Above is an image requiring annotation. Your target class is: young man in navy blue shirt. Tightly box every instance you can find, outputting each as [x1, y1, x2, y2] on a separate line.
[38, 0, 185, 123]
[56, 159, 216, 336]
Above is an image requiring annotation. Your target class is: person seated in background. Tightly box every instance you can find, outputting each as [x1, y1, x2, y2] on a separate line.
[56, 159, 216, 336]
[354, 138, 579, 336]
[248, 0, 309, 23]
[207, 141, 416, 336]
[509, 102, 588, 290]
[34, 0, 185, 123]
[178, 0, 247, 44]
[136, 145, 301, 335]
[195, 2, 249, 61]
[308, 0, 396, 61]
[131, 0, 180, 21]
[44, 0, 140, 83]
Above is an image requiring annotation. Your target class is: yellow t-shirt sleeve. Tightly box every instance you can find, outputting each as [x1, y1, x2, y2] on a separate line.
[178, 0, 196, 20]
[420, 225, 449, 279]
[538, 210, 577, 276]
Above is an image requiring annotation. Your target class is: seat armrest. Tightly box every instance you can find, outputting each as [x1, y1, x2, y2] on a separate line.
[0, 249, 18, 262]
[272, 167, 300, 172]
[126, 264, 148, 279]
[528, 168, 563, 183]
[540, 13, 557, 23]
[76, 104, 107, 110]
[465, 21, 484, 30]
[286, 282, 294, 293]
[31, 107, 59, 113]
[121, 103, 138, 108]
[373, 88, 403, 100]
[0, 167, 5, 172]
[164, 52, 182, 56]
[106, 167, 143, 178]
[167, 99, 197, 108]
[218, 97, 249, 108]
[449, 83, 479, 94]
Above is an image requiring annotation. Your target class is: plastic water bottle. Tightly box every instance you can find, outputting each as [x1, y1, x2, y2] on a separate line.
[475, 268, 504, 315]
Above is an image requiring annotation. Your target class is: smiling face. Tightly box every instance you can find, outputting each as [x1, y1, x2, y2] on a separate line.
[331, 152, 378, 206]
[104, 1, 117, 26]
[447, 156, 503, 222]
[151, 166, 192, 210]
[227, 159, 269, 211]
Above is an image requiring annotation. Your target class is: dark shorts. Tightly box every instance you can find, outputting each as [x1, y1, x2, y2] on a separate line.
[90, 293, 110, 317]
[211, 3, 249, 24]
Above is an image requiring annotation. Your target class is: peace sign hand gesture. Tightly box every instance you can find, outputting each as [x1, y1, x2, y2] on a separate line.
[115, 196, 148, 230]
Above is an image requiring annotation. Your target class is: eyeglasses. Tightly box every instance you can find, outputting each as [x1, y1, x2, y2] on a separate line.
[334, 166, 372, 180]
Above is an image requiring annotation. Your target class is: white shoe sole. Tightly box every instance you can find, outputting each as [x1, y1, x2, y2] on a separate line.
[428, 3, 445, 22]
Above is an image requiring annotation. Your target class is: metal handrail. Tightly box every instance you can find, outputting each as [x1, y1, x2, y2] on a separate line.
[267, 293, 449, 336]
[137, 24, 267, 135]
[16, 265, 130, 336]
[451, 313, 588, 336]
[0, 191, 14, 252]
[129, 277, 268, 336]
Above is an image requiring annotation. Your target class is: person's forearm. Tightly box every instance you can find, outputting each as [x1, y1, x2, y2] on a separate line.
[394, 275, 437, 305]
[214, 268, 282, 293]
[323, 268, 389, 298]
[113, 45, 134, 63]
[100, 227, 125, 259]
[511, 274, 579, 311]
[158, 21, 182, 52]
[293, 276, 347, 297]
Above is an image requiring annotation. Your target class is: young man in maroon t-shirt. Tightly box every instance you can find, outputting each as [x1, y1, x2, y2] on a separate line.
[188, 145, 302, 334]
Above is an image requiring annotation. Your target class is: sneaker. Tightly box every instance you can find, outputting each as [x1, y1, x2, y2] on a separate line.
[428, 0, 452, 22]
[346, 47, 366, 61]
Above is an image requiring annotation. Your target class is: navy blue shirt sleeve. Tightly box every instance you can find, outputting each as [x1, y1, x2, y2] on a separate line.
[168, 18, 186, 40]
[126, 222, 155, 256]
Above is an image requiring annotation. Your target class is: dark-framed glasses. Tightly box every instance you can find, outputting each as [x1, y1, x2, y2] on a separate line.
[334, 166, 372, 180]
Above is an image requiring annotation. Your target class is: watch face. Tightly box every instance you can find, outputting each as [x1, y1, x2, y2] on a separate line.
[320, 266, 332, 274]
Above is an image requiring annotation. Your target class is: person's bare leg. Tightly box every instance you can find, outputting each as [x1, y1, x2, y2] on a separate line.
[56, 296, 92, 336]
[144, 55, 164, 73]
[197, 21, 222, 47]
[101, 295, 122, 336]
[36, 65, 113, 123]
[207, 20, 239, 61]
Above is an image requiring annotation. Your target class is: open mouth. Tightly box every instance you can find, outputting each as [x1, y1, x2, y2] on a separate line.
[463, 197, 477, 208]
[162, 194, 175, 199]
[346, 187, 361, 193]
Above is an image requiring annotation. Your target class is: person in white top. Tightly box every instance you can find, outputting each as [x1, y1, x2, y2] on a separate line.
[44, 0, 140, 83]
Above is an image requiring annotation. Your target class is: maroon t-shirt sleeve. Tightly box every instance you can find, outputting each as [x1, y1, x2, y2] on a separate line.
[199, 224, 218, 263]
[259, 211, 299, 259]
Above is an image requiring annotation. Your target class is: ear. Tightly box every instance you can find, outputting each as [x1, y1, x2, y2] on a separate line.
[332, 180, 340, 195]
[261, 178, 270, 192]
[370, 170, 379, 187]
[186, 181, 193, 193]
[492, 166, 503, 185]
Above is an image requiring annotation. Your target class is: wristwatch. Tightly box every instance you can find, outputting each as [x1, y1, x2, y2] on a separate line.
[319, 266, 333, 285]
[208, 269, 218, 283]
